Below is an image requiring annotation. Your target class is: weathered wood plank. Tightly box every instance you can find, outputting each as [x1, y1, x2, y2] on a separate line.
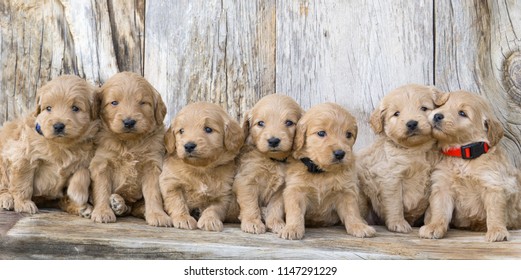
[435, 0, 521, 166]
[144, 0, 276, 123]
[276, 0, 435, 150]
[0, 0, 144, 123]
[1, 210, 520, 259]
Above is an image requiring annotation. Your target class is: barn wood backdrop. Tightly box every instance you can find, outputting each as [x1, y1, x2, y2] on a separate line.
[1, 0, 521, 165]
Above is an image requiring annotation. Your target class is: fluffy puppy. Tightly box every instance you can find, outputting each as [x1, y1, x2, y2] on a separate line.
[90, 71, 171, 227]
[160, 102, 244, 232]
[0, 75, 99, 217]
[232, 94, 303, 234]
[357, 84, 448, 233]
[419, 91, 521, 242]
[279, 103, 375, 240]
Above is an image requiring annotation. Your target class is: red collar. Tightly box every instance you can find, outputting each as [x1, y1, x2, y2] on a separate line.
[442, 142, 490, 159]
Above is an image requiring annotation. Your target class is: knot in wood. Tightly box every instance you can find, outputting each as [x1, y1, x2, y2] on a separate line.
[505, 51, 521, 103]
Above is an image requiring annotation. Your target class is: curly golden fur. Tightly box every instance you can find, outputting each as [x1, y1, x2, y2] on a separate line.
[357, 84, 448, 233]
[279, 103, 375, 240]
[419, 91, 521, 242]
[0, 75, 99, 217]
[232, 94, 303, 234]
[89, 71, 171, 227]
[160, 102, 244, 232]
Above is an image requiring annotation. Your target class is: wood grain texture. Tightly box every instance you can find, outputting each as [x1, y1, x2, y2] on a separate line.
[1, 210, 520, 259]
[144, 0, 276, 123]
[435, 0, 521, 166]
[0, 0, 144, 123]
[276, 0, 434, 151]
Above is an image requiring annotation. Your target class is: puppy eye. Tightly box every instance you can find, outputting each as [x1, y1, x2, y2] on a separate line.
[72, 106, 80, 112]
[45, 106, 52, 112]
[285, 120, 294, 127]
[179, 128, 184, 134]
[111, 101, 119, 106]
[458, 111, 467, 117]
[257, 121, 265, 127]
[317, 131, 327, 137]
[204, 127, 213, 133]
[420, 106, 428, 111]
[346, 131, 353, 139]
[393, 111, 400, 117]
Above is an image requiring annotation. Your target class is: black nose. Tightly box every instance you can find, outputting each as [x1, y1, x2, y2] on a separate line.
[333, 150, 346, 160]
[53, 122, 65, 134]
[406, 120, 418, 131]
[433, 113, 444, 122]
[267, 137, 281, 148]
[184, 142, 197, 153]
[123, 118, 136, 129]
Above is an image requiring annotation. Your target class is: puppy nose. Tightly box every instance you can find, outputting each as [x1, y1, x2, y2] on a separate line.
[123, 118, 136, 129]
[433, 113, 444, 122]
[406, 120, 418, 131]
[333, 150, 346, 160]
[267, 137, 281, 148]
[53, 122, 65, 134]
[184, 142, 197, 153]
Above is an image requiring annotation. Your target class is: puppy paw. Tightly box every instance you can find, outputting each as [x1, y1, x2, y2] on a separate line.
[197, 215, 224, 232]
[14, 199, 38, 214]
[387, 219, 412, 233]
[79, 204, 93, 219]
[146, 211, 173, 227]
[172, 214, 198, 230]
[0, 193, 14, 210]
[241, 219, 266, 234]
[110, 194, 130, 216]
[279, 224, 305, 240]
[91, 207, 116, 223]
[485, 226, 510, 242]
[419, 223, 447, 239]
[266, 219, 285, 234]
[346, 223, 376, 238]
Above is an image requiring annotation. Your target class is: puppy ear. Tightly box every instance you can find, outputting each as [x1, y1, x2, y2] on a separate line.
[431, 87, 449, 106]
[164, 126, 176, 155]
[369, 107, 384, 134]
[292, 118, 307, 158]
[33, 94, 42, 117]
[485, 117, 504, 147]
[154, 90, 167, 126]
[90, 86, 102, 120]
[352, 123, 358, 143]
[242, 110, 251, 144]
[224, 118, 244, 153]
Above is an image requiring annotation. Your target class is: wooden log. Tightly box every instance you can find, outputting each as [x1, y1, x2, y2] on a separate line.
[144, 0, 276, 123]
[1, 210, 520, 259]
[435, 0, 521, 166]
[275, 0, 435, 151]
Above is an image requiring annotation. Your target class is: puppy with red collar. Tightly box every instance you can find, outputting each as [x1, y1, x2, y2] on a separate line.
[420, 91, 521, 242]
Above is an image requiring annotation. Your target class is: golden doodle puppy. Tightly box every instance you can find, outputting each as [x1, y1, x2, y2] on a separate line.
[279, 103, 375, 240]
[233, 94, 303, 234]
[0, 75, 99, 217]
[358, 84, 448, 233]
[160, 102, 244, 231]
[90, 71, 171, 227]
[419, 91, 521, 242]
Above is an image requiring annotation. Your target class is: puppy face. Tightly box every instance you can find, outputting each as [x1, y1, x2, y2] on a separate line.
[99, 72, 166, 139]
[429, 91, 504, 147]
[244, 94, 303, 157]
[370, 84, 448, 147]
[293, 103, 357, 171]
[165, 102, 243, 167]
[33, 75, 98, 143]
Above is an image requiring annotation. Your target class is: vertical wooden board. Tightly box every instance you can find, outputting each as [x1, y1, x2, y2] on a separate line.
[435, 0, 521, 166]
[0, 0, 144, 124]
[144, 0, 276, 123]
[276, 0, 434, 150]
